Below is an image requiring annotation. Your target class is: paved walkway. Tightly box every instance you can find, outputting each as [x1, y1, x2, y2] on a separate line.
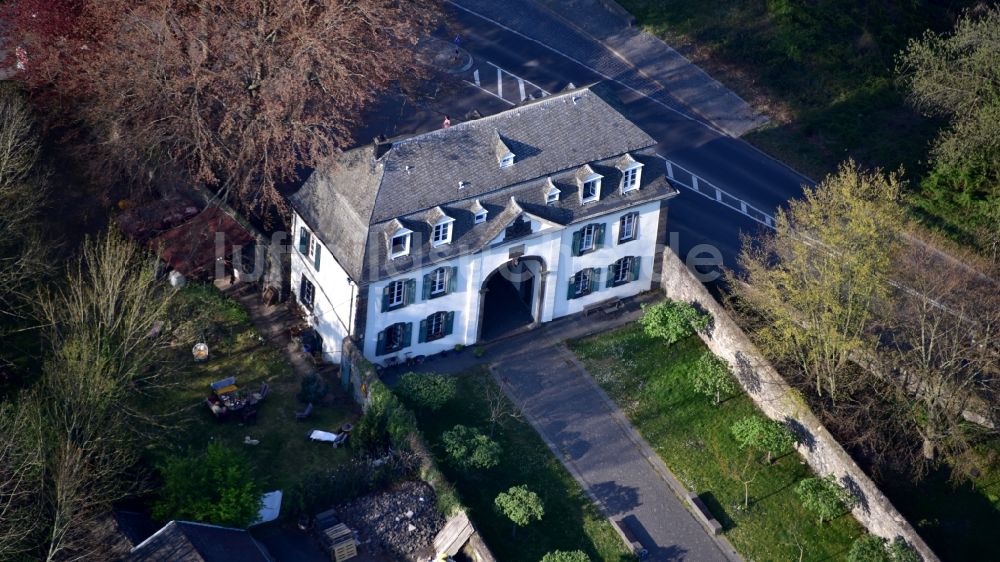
[449, 0, 766, 137]
[389, 294, 740, 561]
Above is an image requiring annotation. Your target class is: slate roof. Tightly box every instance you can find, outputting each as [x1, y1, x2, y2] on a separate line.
[288, 84, 677, 283]
[126, 521, 274, 562]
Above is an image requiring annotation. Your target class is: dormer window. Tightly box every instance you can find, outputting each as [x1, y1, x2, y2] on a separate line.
[495, 130, 515, 168]
[581, 176, 602, 203]
[618, 153, 643, 193]
[545, 178, 560, 204]
[390, 229, 411, 259]
[577, 165, 602, 204]
[432, 217, 454, 246]
[472, 200, 487, 224]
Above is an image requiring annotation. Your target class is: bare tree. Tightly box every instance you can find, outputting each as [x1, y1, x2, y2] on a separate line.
[0, 400, 45, 561]
[7, 0, 441, 215]
[0, 82, 49, 321]
[877, 235, 1000, 466]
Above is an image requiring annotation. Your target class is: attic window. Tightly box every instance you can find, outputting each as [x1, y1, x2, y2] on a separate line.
[581, 176, 601, 203]
[390, 229, 411, 259]
[432, 217, 454, 247]
[545, 178, 560, 204]
[475, 209, 487, 224]
[500, 153, 515, 168]
[619, 154, 644, 193]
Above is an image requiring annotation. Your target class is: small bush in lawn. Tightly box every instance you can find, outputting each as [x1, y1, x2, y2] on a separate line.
[298, 372, 329, 403]
[541, 550, 591, 562]
[153, 443, 262, 528]
[639, 300, 710, 345]
[795, 474, 858, 525]
[847, 534, 921, 562]
[396, 372, 457, 411]
[442, 424, 501, 470]
[730, 415, 796, 463]
[692, 352, 736, 405]
[495, 484, 544, 537]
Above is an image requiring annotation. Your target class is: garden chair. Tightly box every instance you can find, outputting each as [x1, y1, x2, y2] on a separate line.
[295, 402, 314, 420]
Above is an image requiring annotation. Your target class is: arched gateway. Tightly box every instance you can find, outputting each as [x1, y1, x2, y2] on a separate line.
[477, 256, 547, 341]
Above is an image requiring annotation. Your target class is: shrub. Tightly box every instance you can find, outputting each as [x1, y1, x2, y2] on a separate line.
[730, 415, 796, 463]
[396, 372, 457, 411]
[795, 474, 857, 525]
[297, 372, 329, 403]
[495, 484, 544, 537]
[441, 424, 502, 470]
[847, 535, 922, 562]
[639, 300, 710, 345]
[352, 401, 390, 453]
[692, 352, 736, 405]
[153, 443, 263, 528]
[541, 550, 591, 562]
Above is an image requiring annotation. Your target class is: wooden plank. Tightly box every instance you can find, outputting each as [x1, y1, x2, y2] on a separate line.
[432, 511, 474, 556]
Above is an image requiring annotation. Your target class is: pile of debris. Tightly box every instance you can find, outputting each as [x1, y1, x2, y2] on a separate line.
[337, 480, 444, 560]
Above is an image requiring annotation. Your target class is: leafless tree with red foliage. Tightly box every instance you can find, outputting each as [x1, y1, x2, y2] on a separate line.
[5, 0, 441, 214]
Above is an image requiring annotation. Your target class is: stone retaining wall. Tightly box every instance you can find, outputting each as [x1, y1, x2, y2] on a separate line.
[658, 248, 938, 561]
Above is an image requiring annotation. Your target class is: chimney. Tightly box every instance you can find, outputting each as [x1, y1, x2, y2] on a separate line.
[372, 135, 392, 160]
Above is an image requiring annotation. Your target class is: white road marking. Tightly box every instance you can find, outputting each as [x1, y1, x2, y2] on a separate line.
[658, 154, 775, 230]
[462, 79, 515, 106]
[496, 67, 503, 98]
[518, 78, 526, 101]
[473, 68, 480, 87]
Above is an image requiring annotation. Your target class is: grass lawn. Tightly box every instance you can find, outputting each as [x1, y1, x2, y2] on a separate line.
[569, 324, 863, 561]
[148, 284, 360, 493]
[617, 0, 968, 181]
[407, 369, 634, 562]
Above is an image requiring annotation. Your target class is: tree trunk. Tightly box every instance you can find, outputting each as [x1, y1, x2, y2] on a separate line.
[922, 437, 936, 461]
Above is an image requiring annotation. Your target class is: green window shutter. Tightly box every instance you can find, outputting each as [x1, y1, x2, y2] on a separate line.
[422, 273, 432, 300]
[605, 264, 615, 288]
[567, 277, 576, 300]
[313, 243, 321, 270]
[595, 223, 606, 249]
[571, 230, 582, 257]
[418, 318, 428, 343]
[444, 311, 455, 336]
[405, 278, 416, 306]
[298, 227, 309, 253]
[631, 256, 641, 281]
[376, 330, 386, 355]
[381, 285, 390, 312]
[448, 267, 458, 294]
[402, 322, 413, 348]
[590, 268, 601, 293]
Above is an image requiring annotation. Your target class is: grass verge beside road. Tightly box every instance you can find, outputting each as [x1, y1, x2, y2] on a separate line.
[569, 324, 862, 561]
[617, 0, 964, 181]
[407, 369, 633, 562]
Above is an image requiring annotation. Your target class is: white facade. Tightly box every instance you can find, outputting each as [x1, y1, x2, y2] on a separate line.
[356, 199, 663, 364]
[289, 213, 356, 364]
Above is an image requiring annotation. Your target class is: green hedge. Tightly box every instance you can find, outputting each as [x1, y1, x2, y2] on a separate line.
[361, 376, 464, 517]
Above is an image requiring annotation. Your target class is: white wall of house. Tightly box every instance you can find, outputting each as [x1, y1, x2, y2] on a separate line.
[359, 200, 663, 364]
[289, 212, 355, 364]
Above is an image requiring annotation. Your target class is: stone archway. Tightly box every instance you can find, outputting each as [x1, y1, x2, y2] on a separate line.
[477, 256, 547, 342]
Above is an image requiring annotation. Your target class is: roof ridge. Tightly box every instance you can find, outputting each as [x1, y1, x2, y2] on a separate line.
[389, 85, 599, 149]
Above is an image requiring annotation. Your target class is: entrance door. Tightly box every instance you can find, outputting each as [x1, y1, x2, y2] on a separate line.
[479, 257, 543, 341]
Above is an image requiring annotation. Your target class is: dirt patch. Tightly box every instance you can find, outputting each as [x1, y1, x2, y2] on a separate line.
[337, 480, 445, 561]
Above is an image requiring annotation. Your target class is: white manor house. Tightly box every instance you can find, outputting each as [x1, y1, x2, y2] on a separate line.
[288, 85, 678, 365]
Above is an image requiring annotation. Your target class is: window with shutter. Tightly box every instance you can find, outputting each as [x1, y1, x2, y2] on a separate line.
[298, 227, 310, 254]
[430, 268, 447, 297]
[382, 322, 410, 353]
[299, 276, 315, 310]
[426, 311, 447, 341]
[618, 213, 638, 243]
